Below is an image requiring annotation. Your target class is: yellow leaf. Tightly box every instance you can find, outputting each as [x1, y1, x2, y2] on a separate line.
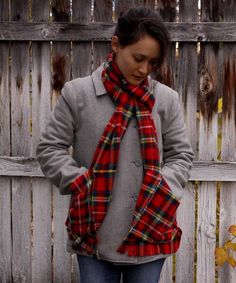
[228, 256, 236, 268]
[224, 241, 236, 251]
[228, 225, 236, 236]
[215, 247, 228, 266]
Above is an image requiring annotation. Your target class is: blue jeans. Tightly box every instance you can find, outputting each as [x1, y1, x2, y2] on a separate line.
[77, 254, 165, 283]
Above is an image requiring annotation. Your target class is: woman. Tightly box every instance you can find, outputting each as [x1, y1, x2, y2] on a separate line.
[36, 7, 194, 283]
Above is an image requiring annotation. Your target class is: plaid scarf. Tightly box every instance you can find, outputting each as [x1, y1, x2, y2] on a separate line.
[66, 53, 182, 256]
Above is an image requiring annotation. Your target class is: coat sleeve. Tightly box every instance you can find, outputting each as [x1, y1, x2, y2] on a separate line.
[36, 83, 88, 195]
[161, 90, 194, 201]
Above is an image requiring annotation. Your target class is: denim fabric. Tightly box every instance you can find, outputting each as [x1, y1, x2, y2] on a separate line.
[77, 254, 165, 283]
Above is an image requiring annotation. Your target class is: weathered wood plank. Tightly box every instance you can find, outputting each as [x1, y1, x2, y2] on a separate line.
[2, 157, 236, 180]
[1, 22, 236, 42]
[0, 3, 11, 281]
[32, 179, 52, 282]
[31, 1, 52, 282]
[93, 0, 112, 70]
[175, 2, 198, 283]
[176, 185, 196, 283]
[219, 1, 236, 282]
[196, 1, 219, 282]
[157, 2, 176, 281]
[114, 0, 133, 21]
[159, 257, 173, 283]
[52, 186, 72, 283]
[71, 0, 92, 78]
[51, 1, 72, 281]
[10, 1, 32, 281]
[197, 182, 217, 282]
[0, 177, 11, 283]
[11, 178, 32, 283]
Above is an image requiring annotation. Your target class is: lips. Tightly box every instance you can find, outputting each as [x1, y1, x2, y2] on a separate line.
[133, 75, 145, 81]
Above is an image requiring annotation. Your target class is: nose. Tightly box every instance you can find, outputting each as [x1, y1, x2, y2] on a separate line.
[138, 62, 151, 76]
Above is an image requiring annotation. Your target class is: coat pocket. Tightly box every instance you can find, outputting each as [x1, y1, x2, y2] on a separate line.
[131, 175, 181, 243]
[65, 169, 95, 237]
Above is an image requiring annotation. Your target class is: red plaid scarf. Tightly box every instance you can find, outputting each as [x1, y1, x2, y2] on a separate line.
[66, 53, 182, 256]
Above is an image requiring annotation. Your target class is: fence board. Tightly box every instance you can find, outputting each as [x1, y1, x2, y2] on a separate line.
[219, 1, 236, 282]
[31, 0, 52, 282]
[114, 0, 133, 21]
[196, 1, 219, 282]
[0, 2, 11, 281]
[1, 22, 236, 42]
[51, 1, 72, 281]
[71, 0, 92, 78]
[10, 1, 32, 281]
[175, 1, 198, 283]
[0, 178, 11, 283]
[156, 1, 177, 281]
[52, 186, 72, 283]
[11, 178, 31, 282]
[93, 0, 112, 70]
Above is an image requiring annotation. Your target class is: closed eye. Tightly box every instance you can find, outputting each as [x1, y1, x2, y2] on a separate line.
[134, 56, 144, 62]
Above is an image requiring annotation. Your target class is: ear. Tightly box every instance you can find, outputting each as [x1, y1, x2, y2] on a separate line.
[111, 36, 119, 53]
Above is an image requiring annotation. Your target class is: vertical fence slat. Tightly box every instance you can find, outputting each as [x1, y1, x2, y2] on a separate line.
[114, 0, 133, 21]
[155, 2, 177, 282]
[175, 1, 198, 283]
[72, 0, 92, 78]
[0, 1, 11, 282]
[71, 1, 93, 281]
[31, 1, 52, 282]
[10, 0, 32, 281]
[219, 1, 236, 282]
[196, 1, 219, 282]
[52, 187, 71, 282]
[93, 0, 113, 69]
[51, 1, 72, 281]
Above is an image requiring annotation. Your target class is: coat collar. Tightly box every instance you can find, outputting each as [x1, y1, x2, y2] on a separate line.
[91, 64, 107, 96]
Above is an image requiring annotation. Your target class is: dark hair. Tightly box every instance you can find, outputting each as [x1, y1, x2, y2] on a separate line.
[114, 7, 170, 67]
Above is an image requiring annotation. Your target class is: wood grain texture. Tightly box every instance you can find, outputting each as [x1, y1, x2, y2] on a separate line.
[32, 180, 52, 282]
[0, 177, 11, 283]
[10, 1, 32, 281]
[71, 0, 92, 79]
[157, 2, 176, 281]
[197, 1, 219, 282]
[1, 22, 236, 41]
[1, 157, 236, 180]
[0, 2, 11, 282]
[159, 256, 173, 283]
[176, 185, 196, 283]
[52, 186, 71, 283]
[11, 178, 32, 283]
[175, 2, 198, 283]
[93, 0, 112, 70]
[31, 1, 52, 281]
[114, 0, 133, 21]
[219, 1, 236, 282]
[51, 2, 73, 281]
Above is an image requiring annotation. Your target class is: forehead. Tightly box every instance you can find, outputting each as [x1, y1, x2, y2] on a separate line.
[123, 34, 160, 57]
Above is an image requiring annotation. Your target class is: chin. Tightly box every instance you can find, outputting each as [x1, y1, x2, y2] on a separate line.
[127, 79, 142, 86]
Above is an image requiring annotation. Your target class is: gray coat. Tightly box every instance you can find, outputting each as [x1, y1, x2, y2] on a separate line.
[36, 65, 194, 264]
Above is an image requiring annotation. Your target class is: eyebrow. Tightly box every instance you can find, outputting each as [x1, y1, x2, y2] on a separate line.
[133, 53, 159, 60]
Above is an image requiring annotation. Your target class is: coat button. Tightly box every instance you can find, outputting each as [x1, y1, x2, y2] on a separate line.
[133, 159, 142, 167]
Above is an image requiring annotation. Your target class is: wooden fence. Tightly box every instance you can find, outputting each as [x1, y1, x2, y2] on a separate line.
[0, 0, 236, 282]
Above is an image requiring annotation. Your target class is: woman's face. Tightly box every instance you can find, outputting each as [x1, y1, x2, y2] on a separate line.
[111, 34, 161, 86]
